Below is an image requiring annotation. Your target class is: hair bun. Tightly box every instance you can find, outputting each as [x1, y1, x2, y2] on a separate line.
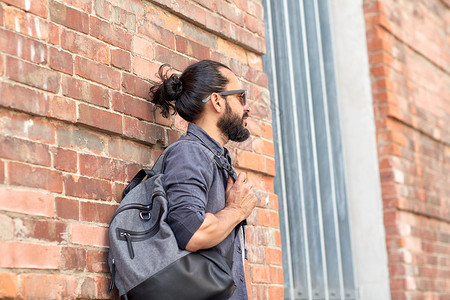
[165, 74, 183, 101]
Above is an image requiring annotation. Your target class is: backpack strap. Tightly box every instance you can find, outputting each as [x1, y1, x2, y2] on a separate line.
[160, 139, 237, 180]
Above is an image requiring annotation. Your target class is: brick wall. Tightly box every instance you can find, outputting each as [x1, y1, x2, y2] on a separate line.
[364, 0, 450, 299]
[0, 0, 282, 298]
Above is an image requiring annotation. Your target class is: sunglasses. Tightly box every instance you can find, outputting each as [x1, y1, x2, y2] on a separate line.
[202, 89, 247, 106]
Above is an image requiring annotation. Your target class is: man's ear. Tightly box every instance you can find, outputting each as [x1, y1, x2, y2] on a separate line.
[210, 93, 224, 113]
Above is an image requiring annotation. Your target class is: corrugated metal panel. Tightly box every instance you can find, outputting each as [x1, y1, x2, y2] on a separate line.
[262, 0, 357, 299]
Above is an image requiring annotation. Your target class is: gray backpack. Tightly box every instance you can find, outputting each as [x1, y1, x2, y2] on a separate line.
[107, 140, 239, 299]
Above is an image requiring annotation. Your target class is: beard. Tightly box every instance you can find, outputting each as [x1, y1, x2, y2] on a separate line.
[217, 101, 250, 142]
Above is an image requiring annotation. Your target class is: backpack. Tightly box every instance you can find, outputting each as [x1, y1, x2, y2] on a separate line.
[107, 140, 240, 299]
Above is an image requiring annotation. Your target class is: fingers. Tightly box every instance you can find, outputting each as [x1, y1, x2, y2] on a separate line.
[226, 176, 234, 192]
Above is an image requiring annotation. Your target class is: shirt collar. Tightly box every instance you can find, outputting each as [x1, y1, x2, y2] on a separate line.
[186, 123, 225, 157]
[186, 123, 237, 181]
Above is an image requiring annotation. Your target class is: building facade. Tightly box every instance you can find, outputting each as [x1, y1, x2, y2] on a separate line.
[0, 0, 448, 299]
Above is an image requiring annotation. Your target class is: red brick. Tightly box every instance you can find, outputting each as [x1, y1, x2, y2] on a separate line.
[176, 36, 210, 60]
[49, 96, 77, 123]
[157, 108, 174, 127]
[80, 201, 117, 224]
[266, 157, 276, 176]
[257, 209, 280, 228]
[48, 22, 60, 45]
[1, 0, 48, 18]
[80, 277, 96, 299]
[95, 275, 113, 299]
[206, 10, 235, 39]
[246, 226, 271, 246]
[49, 47, 73, 74]
[113, 182, 127, 203]
[261, 122, 273, 140]
[133, 35, 154, 60]
[245, 68, 268, 87]
[168, 129, 183, 145]
[94, 0, 112, 20]
[61, 247, 86, 270]
[55, 197, 79, 221]
[0, 54, 3, 76]
[133, 56, 160, 83]
[56, 125, 106, 154]
[0, 272, 18, 298]
[250, 285, 266, 300]
[138, 20, 175, 48]
[111, 48, 131, 71]
[0, 28, 47, 64]
[20, 273, 78, 299]
[217, 0, 243, 26]
[170, 0, 206, 25]
[0, 242, 59, 269]
[251, 265, 270, 283]
[126, 163, 142, 181]
[17, 218, 67, 243]
[0, 135, 51, 166]
[87, 250, 109, 273]
[64, 175, 113, 201]
[0, 82, 49, 116]
[269, 266, 284, 284]
[245, 13, 264, 37]
[61, 0, 92, 13]
[78, 103, 123, 135]
[79, 154, 127, 181]
[0, 161, 4, 184]
[107, 137, 152, 165]
[112, 91, 154, 122]
[9, 162, 63, 193]
[90, 16, 132, 51]
[192, 0, 216, 10]
[61, 29, 109, 64]
[121, 72, 152, 99]
[4, 6, 48, 40]
[268, 286, 284, 299]
[0, 111, 55, 144]
[123, 116, 166, 145]
[253, 138, 275, 157]
[248, 1, 263, 20]
[0, 186, 53, 217]
[154, 45, 190, 72]
[237, 150, 266, 173]
[112, 5, 136, 31]
[265, 247, 283, 265]
[75, 56, 121, 89]
[52, 147, 77, 172]
[61, 75, 110, 107]
[6, 57, 60, 93]
[71, 223, 109, 247]
[49, 0, 89, 33]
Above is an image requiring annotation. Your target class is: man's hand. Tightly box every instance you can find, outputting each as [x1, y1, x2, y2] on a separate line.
[225, 172, 257, 220]
[185, 172, 257, 252]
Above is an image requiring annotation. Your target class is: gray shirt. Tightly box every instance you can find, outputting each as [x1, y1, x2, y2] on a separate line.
[163, 123, 247, 300]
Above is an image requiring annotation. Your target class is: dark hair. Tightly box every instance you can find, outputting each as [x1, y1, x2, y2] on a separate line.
[149, 60, 231, 122]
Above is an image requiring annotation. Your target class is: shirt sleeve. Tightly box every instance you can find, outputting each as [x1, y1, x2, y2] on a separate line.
[162, 142, 215, 250]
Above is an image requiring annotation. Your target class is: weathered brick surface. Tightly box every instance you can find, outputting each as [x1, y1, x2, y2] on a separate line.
[0, 0, 277, 298]
[364, 0, 449, 299]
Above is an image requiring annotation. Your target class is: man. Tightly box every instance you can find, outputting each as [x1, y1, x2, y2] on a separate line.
[149, 60, 257, 299]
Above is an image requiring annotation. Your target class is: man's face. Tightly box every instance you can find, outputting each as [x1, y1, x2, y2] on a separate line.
[217, 100, 250, 142]
[215, 68, 251, 142]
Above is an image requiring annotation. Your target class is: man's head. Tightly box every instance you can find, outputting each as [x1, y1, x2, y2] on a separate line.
[213, 67, 250, 142]
[150, 60, 250, 143]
